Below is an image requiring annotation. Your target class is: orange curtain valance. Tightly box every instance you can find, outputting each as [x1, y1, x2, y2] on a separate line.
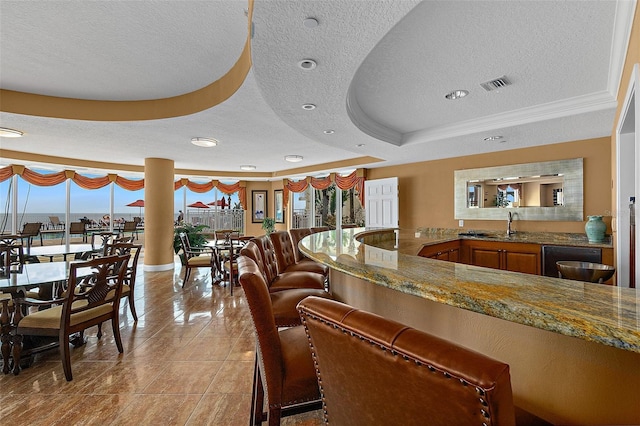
[174, 178, 247, 209]
[283, 170, 365, 208]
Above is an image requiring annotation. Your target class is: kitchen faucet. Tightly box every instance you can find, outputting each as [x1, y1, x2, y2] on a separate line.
[507, 211, 513, 236]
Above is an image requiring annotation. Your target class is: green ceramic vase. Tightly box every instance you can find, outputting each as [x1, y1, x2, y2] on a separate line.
[585, 215, 606, 243]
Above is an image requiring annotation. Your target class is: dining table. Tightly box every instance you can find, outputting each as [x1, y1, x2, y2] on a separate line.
[1, 261, 93, 374]
[25, 243, 98, 262]
[206, 239, 247, 294]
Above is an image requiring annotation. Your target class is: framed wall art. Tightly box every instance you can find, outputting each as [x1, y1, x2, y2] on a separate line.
[252, 190, 267, 223]
[274, 190, 284, 223]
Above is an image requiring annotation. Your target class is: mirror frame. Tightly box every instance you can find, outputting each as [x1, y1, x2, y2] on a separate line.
[454, 158, 583, 221]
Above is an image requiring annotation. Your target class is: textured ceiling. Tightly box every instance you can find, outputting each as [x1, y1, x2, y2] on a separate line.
[0, 0, 636, 179]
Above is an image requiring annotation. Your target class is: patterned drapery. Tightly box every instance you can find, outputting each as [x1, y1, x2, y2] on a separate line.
[0, 165, 247, 207]
[283, 170, 365, 208]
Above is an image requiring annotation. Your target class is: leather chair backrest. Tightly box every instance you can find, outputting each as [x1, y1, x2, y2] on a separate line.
[269, 231, 297, 272]
[310, 226, 329, 234]
[251, 236, 279, 284]
[298, 296, 517, 426]
[237, 256, 284, 401]
[289, 228, 312, 263]
[240, 241, 269, 284]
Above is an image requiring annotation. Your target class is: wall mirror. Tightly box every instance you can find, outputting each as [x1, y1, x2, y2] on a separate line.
[454, 158, 583, 221]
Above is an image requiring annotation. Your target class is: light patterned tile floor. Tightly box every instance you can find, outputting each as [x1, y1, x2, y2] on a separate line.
[0, 253, 323, 425]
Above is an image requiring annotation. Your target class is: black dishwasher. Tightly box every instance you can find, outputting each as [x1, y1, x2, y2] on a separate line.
[541, 245, 602, 278]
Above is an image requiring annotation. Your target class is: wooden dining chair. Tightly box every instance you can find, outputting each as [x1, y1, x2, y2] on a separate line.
[178, 232, 215, 287]
[12, 253, 130, 380]
[103, 242, 142, 321]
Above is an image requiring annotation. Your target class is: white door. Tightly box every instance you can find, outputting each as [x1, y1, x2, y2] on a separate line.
[616, 64, 638, 288]
[364, 177, 399, 228]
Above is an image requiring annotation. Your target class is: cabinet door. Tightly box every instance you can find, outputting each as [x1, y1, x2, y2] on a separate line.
[504, 251, 540, 274]
[470, 246, 502, 269]
[418, 241, 461, 263]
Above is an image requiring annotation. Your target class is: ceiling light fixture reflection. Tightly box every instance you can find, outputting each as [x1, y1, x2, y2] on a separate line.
[240, 165, 256, 171]
[323, 129, 334, 134]
[191, 137, 218, 147]
[444, 90, 469, 100]
[0, 127, 23, 138]
[302, 103, 316, 110]
[285, 155, 303, 163]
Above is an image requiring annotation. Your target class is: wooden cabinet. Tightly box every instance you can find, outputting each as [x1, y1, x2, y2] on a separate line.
[464, 240, 541, 275]
[417, 240, 460, 263]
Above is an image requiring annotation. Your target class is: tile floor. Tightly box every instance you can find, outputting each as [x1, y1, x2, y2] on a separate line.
[0, 255, 323, 425]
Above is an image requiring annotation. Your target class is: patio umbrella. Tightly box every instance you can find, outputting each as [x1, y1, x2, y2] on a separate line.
[126, 199, 145, 216]
[187, 201, 210, 225]
[187, 201, 210, 209]
[207, 198, 227, 209]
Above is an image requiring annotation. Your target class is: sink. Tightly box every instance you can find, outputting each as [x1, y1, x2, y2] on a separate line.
[458, 232, 490, 237]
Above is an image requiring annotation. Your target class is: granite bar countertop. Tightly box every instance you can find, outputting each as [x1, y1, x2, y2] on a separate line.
[299, 228, 639, 353]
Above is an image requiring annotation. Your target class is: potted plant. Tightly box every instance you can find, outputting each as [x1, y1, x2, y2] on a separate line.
[262, 217, 276, 236]
[173, 223, 210, 264]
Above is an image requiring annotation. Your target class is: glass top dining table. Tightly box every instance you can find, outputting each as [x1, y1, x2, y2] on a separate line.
[0, 262, 73, 293]
[25, 244, 98, 262]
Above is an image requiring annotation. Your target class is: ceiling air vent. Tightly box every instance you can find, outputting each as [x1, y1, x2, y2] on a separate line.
[480, 75, 511, 92]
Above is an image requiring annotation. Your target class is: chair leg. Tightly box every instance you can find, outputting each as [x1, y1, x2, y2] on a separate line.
[11, 333, 21, 375]
[128, 295, 138, 321]
[251, 355, 265, 426]
[182, 267, 191, 288]
[268, 407, 282, 426]
[112, 317, 123, 353]
[60, 331, 72, 381]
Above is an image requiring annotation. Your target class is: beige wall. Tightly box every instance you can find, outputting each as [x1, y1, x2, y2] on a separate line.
[367, 137, 612, 234]
[243, 180, 287, 237]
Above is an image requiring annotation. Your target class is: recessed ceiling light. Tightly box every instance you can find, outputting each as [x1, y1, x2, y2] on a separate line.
[323, 129, 335, 134]
[303, 17, 319, 28]
[356, 143, 365, 147]
[444, 90, 469, 100]
[285, 155, 303, 163]
[0, 127, 23, 138]
[191, 137, 218, 147]
[240, 165, 256, 171]
[298, 59, 317, 70]
[483, 136, 503, 141]
[302, 103, 316, 110]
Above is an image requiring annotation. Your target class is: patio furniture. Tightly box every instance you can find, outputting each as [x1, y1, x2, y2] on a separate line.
[69, 221, 88, 243]
[122, 221, 140, 240]
[17, 222, 42, 249]
[48, 216, 64, 229]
